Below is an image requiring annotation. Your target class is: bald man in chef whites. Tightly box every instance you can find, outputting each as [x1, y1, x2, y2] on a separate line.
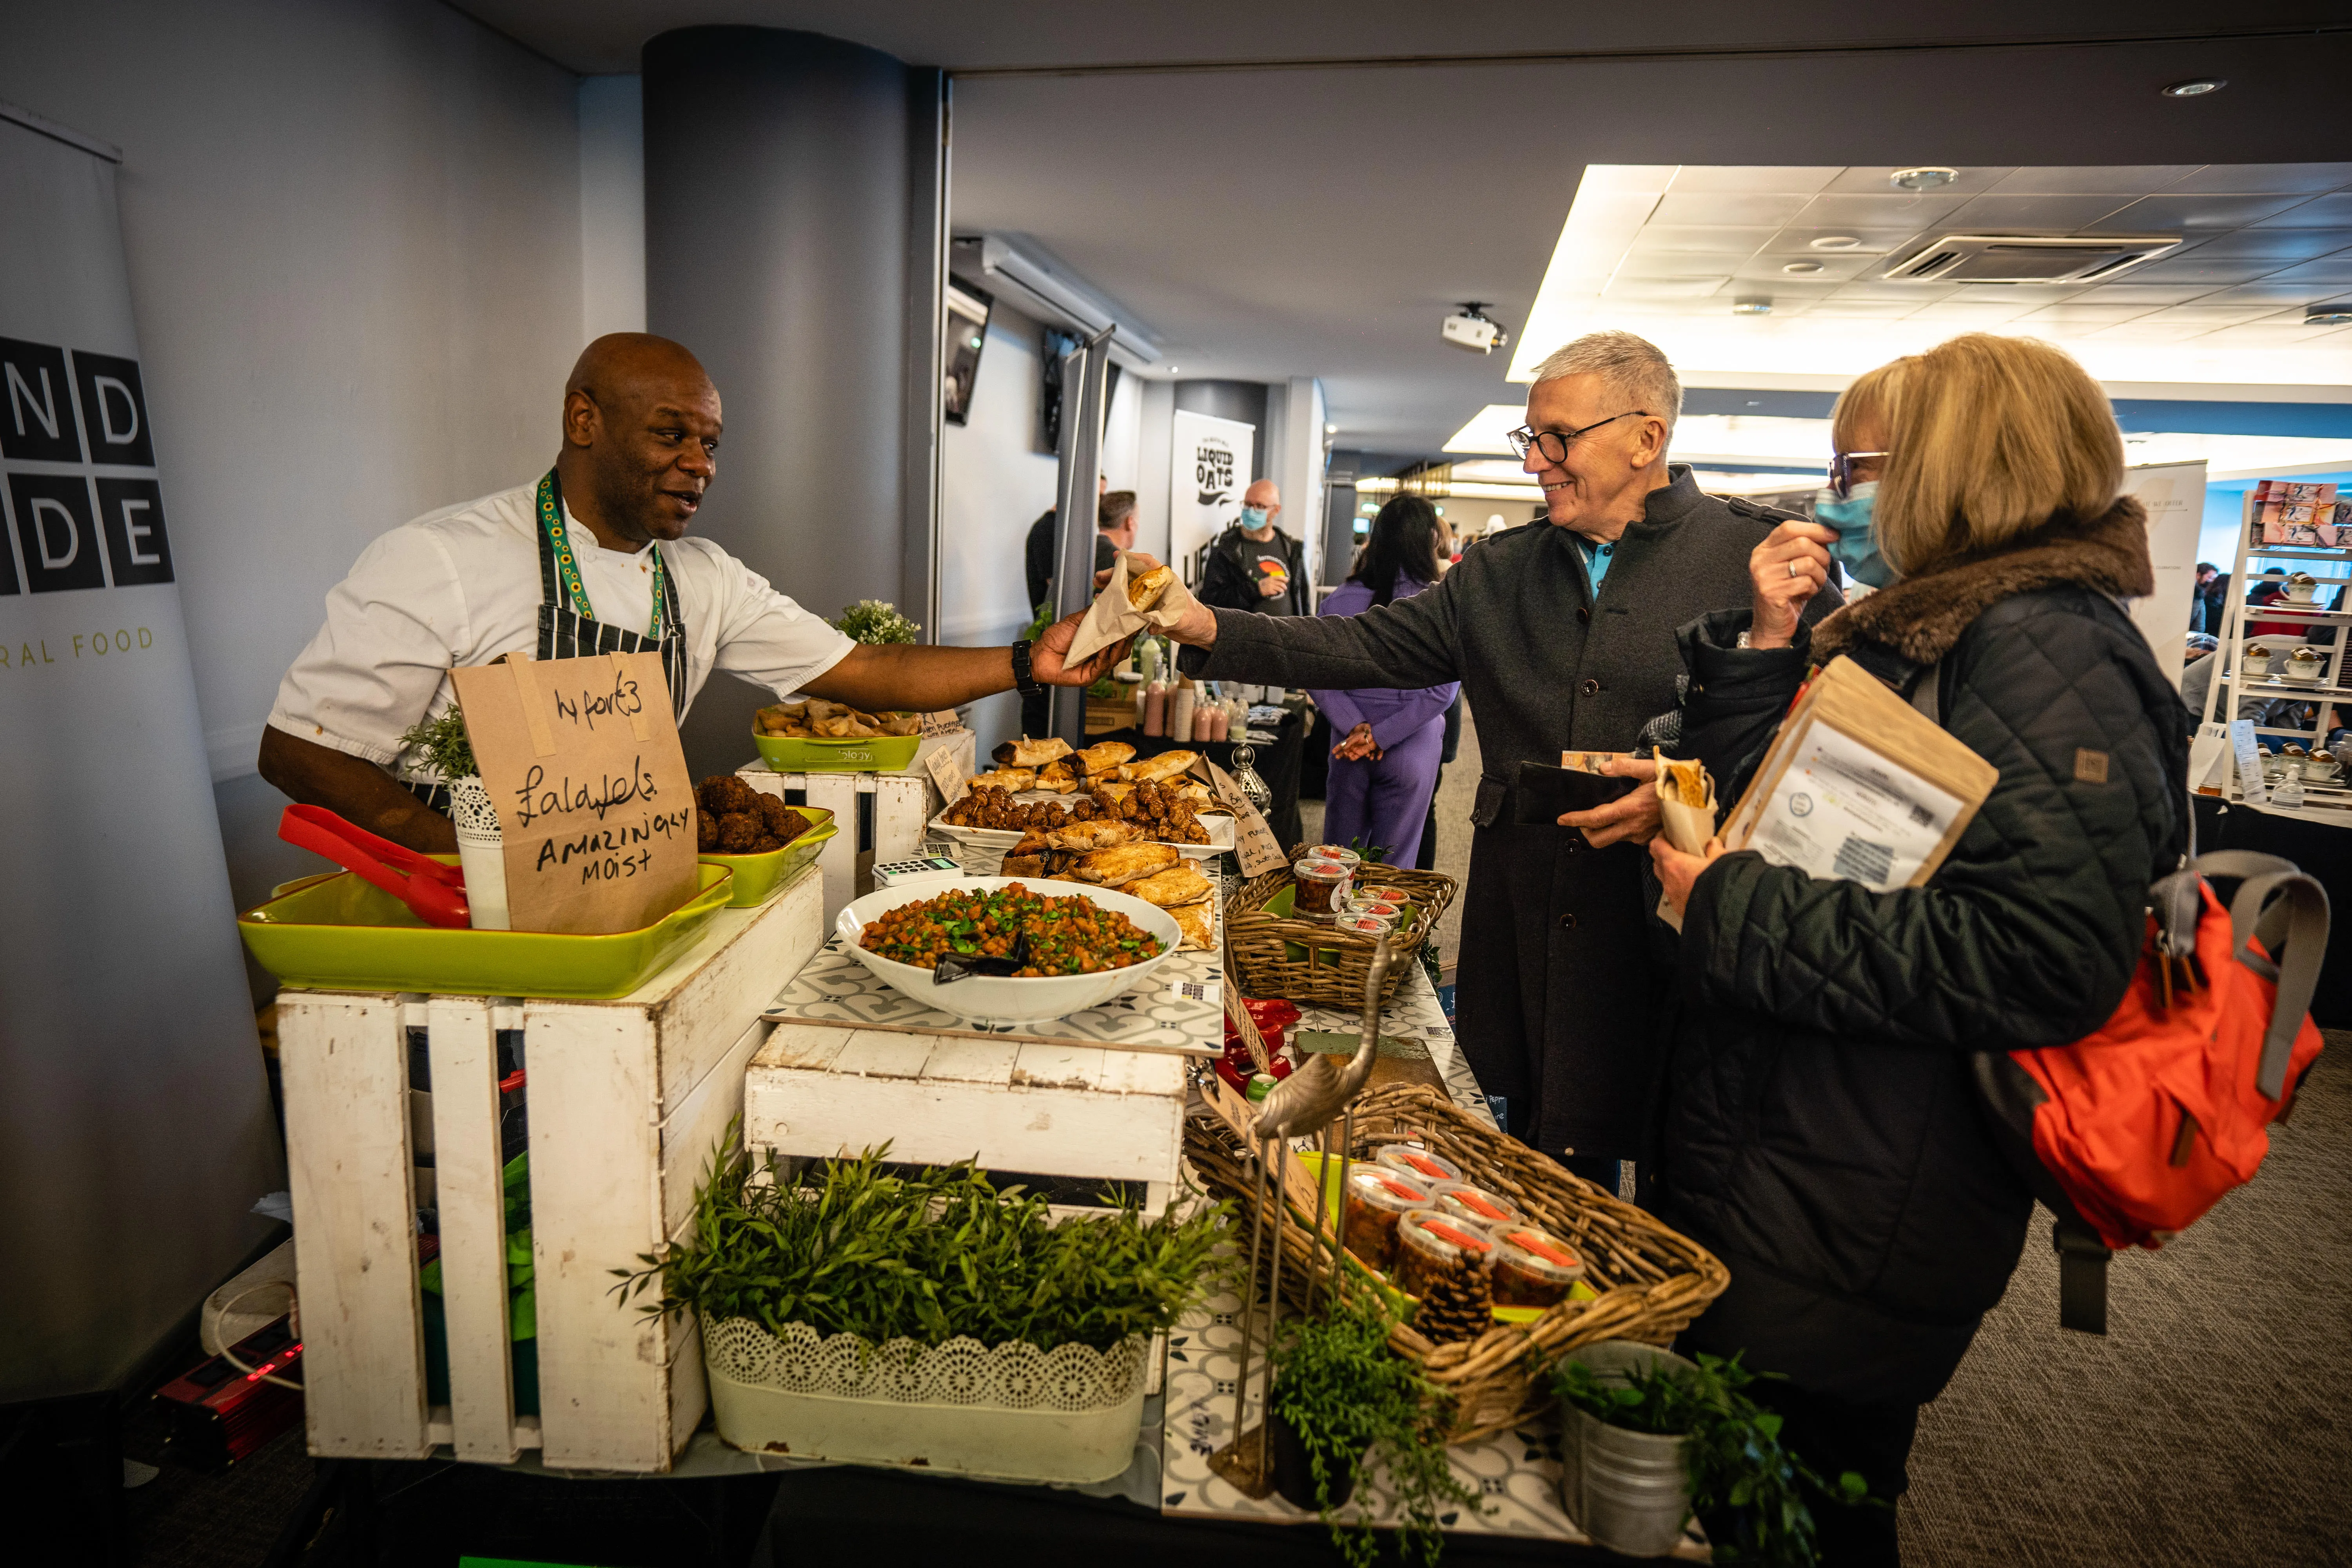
[261, 334, 1123, 850]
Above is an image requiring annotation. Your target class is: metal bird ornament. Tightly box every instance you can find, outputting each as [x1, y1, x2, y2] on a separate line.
[1250, 934, 1392, 1143]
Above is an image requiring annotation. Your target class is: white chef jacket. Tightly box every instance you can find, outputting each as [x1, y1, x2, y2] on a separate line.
[268, 481, 855, 770]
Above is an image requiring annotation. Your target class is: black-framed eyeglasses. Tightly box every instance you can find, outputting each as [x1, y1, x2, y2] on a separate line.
[1506, 410, 1650, 465]
[1828, 450, 1889, 499]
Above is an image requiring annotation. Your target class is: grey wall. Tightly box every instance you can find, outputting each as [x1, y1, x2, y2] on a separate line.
[644, 26, 942, 781]
[0, 0, 587, 958]
[1173, 380, 1269, 481]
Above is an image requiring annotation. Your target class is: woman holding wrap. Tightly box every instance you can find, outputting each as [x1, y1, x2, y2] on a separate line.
[1307, 495, 1460, 866]
[1646, 334, 2186, 1564]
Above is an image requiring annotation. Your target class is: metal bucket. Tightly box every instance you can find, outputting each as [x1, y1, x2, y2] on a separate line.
[1557, 1341, 1697, 1559]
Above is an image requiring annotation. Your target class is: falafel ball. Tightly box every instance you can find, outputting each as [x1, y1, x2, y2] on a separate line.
[697, 809, 720, 852]
[717, 811, 766, 854]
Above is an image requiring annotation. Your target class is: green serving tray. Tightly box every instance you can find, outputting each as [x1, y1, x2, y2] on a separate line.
[753, 731, 922, 774]
[700, 805, 838, 907]
[240, 861, 734, 999]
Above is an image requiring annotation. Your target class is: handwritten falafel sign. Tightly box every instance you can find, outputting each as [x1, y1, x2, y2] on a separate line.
[451, 651, 699, 934]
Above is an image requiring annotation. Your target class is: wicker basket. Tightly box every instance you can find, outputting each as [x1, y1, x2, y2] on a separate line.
[1185, 1083, 1728, 1444]
[1225, 848, 1457, 1010]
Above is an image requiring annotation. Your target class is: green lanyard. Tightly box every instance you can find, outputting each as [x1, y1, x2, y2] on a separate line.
[537, 470, 668, 641]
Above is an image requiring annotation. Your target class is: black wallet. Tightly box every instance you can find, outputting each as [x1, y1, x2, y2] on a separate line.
[1510, 759, 1633, 825]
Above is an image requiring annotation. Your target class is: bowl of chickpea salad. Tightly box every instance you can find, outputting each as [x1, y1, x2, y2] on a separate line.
[834, 876, 1185, 1024]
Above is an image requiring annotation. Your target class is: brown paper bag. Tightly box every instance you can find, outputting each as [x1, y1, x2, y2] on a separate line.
[1200, 757, 1287, 877]
[1064, 551, 1202, 665]
[1651, 756, 1717, 933]
[452, 652, 699, 935]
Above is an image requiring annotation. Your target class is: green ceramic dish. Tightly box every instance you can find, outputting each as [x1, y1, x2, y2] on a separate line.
[240, 861, 734, 999]
[700, 806, 837, 907]
[753, 731, 922, 774]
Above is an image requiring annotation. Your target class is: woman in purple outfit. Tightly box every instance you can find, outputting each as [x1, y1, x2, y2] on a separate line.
[1308, 495, 1461, 867]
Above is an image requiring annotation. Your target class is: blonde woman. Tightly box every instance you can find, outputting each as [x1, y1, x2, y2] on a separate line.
[1647, 334, 2187, 1564]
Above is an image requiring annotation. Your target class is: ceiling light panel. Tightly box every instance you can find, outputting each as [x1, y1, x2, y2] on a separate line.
[1662, 166, 1843, 194]
[1651, 192, 1815, 227]
[2256, 194, 2352, 228]
[1819, 166, 2015, 194]
[1987, 165, 2204, 195]
[2095, 193, 2315, 230]
[2163, 163, 2352, 194]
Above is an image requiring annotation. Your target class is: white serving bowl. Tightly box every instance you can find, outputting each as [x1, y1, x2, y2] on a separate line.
[833, 875, 1183, 1025]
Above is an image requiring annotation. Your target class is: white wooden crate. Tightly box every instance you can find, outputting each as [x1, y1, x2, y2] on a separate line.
[744, 1028, 1190, 1213]
[275, 867, 825, 1474]
[737, 730, 975, 926]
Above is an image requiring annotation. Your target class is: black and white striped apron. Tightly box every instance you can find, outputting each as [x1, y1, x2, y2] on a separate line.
[405, 468, 689, 813]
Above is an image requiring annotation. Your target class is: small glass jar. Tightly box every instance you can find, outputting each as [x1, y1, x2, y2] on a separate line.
[1487, 1225, 1586, 1308]
[1354, 884, 1412, 907]
[1341, 1168, 1431, 1271]
[1333, 911, 1394, 938]
[1303, 845, 1364, 874]
[1344, 897, 1406, 922]
[1374, 1145, 1463, 1186]
[1292, 858, 1354, 916]
[1428, 1181, 1524, 1228]
[1394, 1209, 1496, 1300]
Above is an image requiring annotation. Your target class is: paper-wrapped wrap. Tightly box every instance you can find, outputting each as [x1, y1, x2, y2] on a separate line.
[1063, 552, 1201, 665]
[1653, 755, 1717, 933]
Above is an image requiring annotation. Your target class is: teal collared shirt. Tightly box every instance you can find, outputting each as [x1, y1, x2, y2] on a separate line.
[1576, 535, 1617, 593]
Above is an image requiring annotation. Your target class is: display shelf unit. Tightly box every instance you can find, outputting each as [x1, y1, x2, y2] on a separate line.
[2198, 493, 2352, 822]
[275, 867, 825, 1474]
[738, 730, 975, 925]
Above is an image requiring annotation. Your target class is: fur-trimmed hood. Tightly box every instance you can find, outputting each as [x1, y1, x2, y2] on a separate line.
[1811, 497, 2155, 666]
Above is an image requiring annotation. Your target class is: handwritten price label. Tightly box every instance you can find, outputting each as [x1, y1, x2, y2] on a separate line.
[452, 651, 699, 934]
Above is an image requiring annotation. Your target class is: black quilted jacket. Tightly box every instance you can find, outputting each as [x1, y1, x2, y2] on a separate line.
[1653, 500, 2189, 1403]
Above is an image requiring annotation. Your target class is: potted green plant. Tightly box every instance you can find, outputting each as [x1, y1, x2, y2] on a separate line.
[833, 599, 922, 645]
[1552, 1341, 1872, 1564]
[1266, 1297, 1482, 1567]
[616, 1140, 1226, 1483]
[397, 706, 506, 929]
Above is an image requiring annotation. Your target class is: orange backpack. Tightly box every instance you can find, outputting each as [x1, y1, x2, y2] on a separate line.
[1972, 851, 2329, 1333]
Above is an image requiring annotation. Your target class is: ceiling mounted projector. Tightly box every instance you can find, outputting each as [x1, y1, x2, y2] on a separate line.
[1442, 303, 1508, 354]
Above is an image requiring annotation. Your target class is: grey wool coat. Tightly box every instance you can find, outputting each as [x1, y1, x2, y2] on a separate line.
[1180, 465, 1842, 1160]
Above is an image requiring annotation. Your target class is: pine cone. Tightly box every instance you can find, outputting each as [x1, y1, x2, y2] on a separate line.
[1415, 1253, 1494, 1345]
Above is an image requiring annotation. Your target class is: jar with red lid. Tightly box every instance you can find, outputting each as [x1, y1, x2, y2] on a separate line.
[1373, 1145, 1462, 1186]
[1394, 1209, 1497, 1299]
[1345, 897, 1406, 922]
[1341, 1167, 1431, 1271]
[1333, 911, 1393, 938]
[1487, 1225, 1585, 1308]
[1428, 1181, 1523, 1228]
[1354, 883, 1412, 907]
[1303, 845, 1364, 874]
[1292, 858, 1354, 916]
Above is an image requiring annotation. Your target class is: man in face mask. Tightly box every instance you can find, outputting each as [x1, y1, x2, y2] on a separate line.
[1200, 479, 1310, 615]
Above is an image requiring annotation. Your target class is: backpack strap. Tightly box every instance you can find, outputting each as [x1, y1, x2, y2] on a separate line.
[2052, 1218, 2112, 1336]
[2186, 851, 2331, 1099]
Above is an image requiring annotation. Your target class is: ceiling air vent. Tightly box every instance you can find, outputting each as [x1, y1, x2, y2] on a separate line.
[1882, 234, 2180, 285]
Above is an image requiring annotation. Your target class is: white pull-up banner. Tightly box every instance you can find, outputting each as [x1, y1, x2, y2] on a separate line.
[0, 106, 280, 1400]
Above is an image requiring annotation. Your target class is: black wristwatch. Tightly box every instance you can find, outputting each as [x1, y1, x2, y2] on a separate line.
[1009, 639, 1044, 697]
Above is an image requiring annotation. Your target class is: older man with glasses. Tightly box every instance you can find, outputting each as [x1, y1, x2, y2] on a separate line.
[1144, 329, 1844, 1192]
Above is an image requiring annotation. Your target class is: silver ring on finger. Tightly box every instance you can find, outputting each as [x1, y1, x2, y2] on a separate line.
[1787, 560, 1804, 579]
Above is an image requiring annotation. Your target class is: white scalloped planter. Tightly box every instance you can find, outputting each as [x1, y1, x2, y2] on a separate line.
[701, 1318, 1149, 1483]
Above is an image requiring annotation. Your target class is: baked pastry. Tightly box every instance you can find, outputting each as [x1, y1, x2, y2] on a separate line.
[966, 767, 1036, 793]
[1071, 841, 1180, 886]
[1075, 740, 1136, 776]
[1118, 750, 1198, 784]
[1169, 897, 1214, 950]
[1119, 862, 1213, 907]
[993, 736, 1073, 768]
[1127, 564, 1177, 610]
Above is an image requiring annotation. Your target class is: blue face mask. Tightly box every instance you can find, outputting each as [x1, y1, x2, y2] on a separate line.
[1813, 482, 1896, 589]
[1240, 506, 1270, 528]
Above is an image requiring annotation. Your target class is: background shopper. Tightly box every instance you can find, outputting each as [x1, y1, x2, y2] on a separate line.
[1647, 334, 2187, 1565]
[1306, 494, 1458, 867]
[1199, 479, 1310, 615]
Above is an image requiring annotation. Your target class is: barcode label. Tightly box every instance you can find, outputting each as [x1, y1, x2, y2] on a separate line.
[1169, 978, 1220, 1005]
[1908, 802, 1935, 829]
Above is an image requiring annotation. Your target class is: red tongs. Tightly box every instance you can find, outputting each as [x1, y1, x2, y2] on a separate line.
[278, 804, 471, 929]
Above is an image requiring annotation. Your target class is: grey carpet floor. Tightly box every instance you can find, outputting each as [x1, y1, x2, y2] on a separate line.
[1902, 1035, 2352, 1568]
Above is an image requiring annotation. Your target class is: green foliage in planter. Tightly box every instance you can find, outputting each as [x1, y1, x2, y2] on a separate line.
[397, 706, 477, 782]
[833, 599, 922, 646]
[1269, 1297, 1481, 1568]
[614, 1138, 1227, 1354]
[1553, 1352, 1874, 1568]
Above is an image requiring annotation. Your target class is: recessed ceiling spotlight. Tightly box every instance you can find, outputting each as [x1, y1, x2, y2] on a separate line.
[1890, 166, 1958, 191]
[1809, 235, 1861, 250]
[1782, 261, 1825, 275]
[2161, 78, 2227, 98]
[2306, 303, 2352, 326]
[1731, 297, 1773, 315]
